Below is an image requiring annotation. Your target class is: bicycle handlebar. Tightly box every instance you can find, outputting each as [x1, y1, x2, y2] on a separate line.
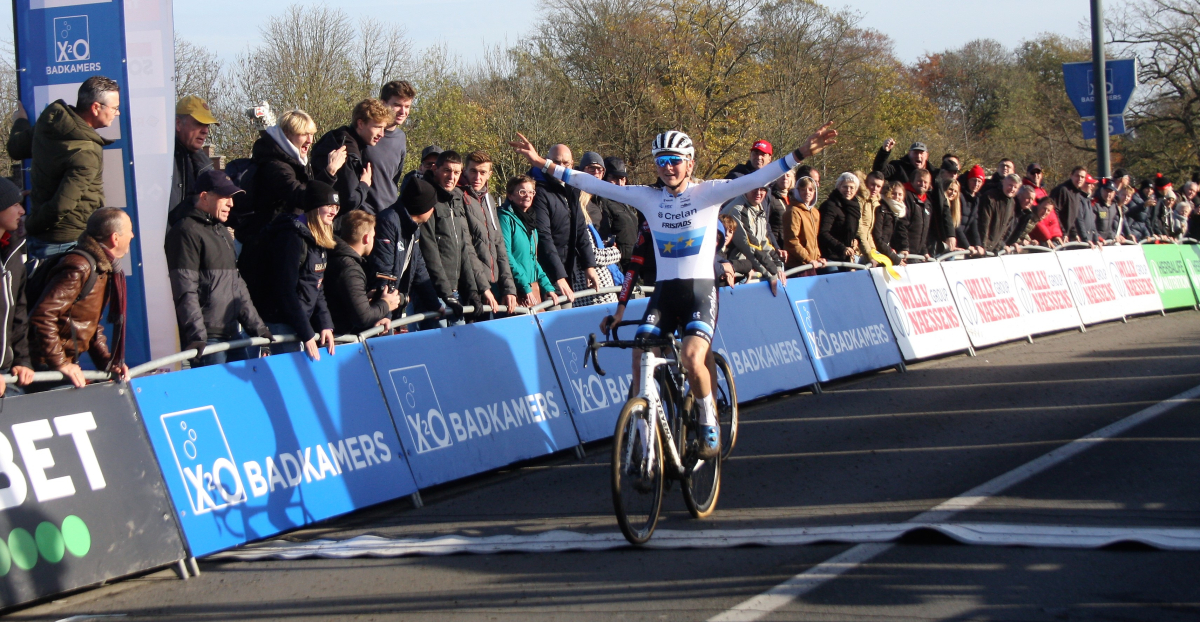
[586, 333, 606, 376]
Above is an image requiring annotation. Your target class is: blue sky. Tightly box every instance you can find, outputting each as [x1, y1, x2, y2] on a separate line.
[3, 0, 1092, 65]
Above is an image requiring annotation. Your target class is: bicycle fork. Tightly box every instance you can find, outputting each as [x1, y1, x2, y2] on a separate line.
[638, 351, 685, 479]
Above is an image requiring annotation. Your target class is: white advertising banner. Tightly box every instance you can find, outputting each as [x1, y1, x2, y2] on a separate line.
[1055, 248, 1125, 325]
[870, 264, 971, 361]
[939, 257, 1030, 348]
[1100, 245, 1164, 317]
[1000, 252, 1083, 335]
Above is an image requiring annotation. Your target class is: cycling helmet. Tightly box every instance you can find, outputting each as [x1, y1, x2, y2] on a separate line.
[652, 130, 695, 159]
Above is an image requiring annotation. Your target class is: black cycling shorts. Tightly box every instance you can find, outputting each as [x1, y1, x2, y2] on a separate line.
[636, 278, 718, 343]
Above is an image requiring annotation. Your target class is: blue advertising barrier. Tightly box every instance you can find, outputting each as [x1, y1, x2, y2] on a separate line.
[783, 270, 903, 382]
[367, 314, 580, 489]
[536, 298, 649, 443]
[132, 346, 418, 557]
[710, 281, 819, 399]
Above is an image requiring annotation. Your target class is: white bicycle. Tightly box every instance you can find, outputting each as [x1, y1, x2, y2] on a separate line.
[587, 321, 738, 545]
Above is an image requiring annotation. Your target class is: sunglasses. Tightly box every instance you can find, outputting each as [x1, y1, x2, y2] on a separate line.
[656, 155, 686, 168]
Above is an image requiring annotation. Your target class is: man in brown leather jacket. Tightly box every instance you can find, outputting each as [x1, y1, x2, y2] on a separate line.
[30, 207, 133, 387]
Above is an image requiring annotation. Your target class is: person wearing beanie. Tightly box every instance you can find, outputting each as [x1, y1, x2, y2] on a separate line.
[955, 165, 986, 253]
[370, 175, 440, 326]
[0, 178, 33, 395]
[257, 181, 338, 360]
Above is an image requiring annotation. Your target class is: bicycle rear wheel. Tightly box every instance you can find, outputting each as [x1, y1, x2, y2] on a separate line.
[611, 397, 664, 545]
[713, 351, 738, 461]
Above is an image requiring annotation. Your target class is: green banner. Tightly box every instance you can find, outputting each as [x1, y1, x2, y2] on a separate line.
[1144, 244, 1198, 309]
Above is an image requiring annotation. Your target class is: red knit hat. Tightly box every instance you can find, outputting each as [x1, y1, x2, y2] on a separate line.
[1154, 173, 1172, 190]
[967, 165, 986, 181]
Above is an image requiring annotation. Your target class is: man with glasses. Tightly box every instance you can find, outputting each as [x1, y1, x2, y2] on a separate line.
[168, 95, 217, 227]
[510, 121, 838, 459]
[532, 144, 600, 307]
[17, 76, 121, 259]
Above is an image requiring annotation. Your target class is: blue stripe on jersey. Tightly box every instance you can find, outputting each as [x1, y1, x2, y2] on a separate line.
[686, 320, 714, 336]
[657, 227, 706, 258]
[636, 324, 661, 337]
[561, 167, 573, 184]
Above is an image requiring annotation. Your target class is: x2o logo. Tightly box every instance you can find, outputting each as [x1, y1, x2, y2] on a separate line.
[161, 407, 247, 515]
[53, 16, 90, 63]
[389, 365, 453, 453]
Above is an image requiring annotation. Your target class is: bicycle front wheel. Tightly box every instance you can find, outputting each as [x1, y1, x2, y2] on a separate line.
[713, 351, 738, 461]
[612, 397, 664, 545]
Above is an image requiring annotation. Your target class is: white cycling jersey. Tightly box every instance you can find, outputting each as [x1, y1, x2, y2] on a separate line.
[552, 153, 802, 280]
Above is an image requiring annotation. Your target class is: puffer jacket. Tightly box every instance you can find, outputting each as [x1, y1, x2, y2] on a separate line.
[768, 189, 788, 248]
[29, 234, 113, 369]
[165, 207, 269, 345]
[817, 192, 860, 262]
[956, 189, 982, 249]
[418, 171, 481, 303]
[530, 167, 596, 282]
[370, 205, 438, 313]
[324, 239, 390, 334]
[0, 233, 30, 372]
[873, 199, 904, 264]
[257, 213, 333, 342]
[241, 128, 313, 243]
[598, 196, 640, 271]
[857, 194, 880, 257]
[461, 187, 517, 296]
[25, 101, 111, 243]
[499, 204, 557, 296]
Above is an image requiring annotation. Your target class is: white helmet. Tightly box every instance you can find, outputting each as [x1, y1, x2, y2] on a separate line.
[652, 131, 695, 159]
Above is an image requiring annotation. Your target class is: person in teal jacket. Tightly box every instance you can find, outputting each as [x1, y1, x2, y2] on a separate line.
[499, 175, 564, 310]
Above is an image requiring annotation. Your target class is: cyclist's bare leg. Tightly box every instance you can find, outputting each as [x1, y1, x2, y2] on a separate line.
[681, 335, 712, 403]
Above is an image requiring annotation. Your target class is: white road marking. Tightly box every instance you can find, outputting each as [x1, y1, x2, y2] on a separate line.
[708, 383, 1200, 622]
[212, 523, 1200, 561]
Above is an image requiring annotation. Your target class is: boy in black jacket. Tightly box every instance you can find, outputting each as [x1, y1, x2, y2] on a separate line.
[325, 211, 400, 334]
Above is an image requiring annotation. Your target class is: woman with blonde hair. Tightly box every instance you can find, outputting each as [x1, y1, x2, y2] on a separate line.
[856, 171, 885, 263]
[241, 109, 333, 243]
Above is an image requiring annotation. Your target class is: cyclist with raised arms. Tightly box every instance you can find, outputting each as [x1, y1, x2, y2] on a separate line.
[509, 124, 837, 458]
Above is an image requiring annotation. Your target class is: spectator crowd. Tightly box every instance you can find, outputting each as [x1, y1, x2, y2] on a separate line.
[0, 75, 1194, 393]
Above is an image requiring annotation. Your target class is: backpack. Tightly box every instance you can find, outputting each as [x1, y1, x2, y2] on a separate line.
[26, 249, 99, 308]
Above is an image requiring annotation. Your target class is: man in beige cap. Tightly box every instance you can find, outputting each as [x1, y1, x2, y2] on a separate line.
[169, 95, 217, 226]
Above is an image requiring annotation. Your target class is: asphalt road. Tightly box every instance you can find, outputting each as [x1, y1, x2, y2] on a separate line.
[13, 310, 1200, 621]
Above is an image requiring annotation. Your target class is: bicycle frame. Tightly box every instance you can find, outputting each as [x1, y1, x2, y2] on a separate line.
[633, 348, 687, 479]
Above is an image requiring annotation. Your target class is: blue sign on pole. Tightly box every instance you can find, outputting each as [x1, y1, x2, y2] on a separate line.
[14, 0, 154, 364]
[367, 315, 581, 489]
[783, 271, 902, 383]
[132, 347, 418, 557]
[1063, 59, 1137, 118]
[1082, 115, 1127, 140]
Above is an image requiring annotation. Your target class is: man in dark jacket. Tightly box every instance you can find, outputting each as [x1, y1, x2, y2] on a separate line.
[956, 165, 986, 251]
[461, 151, 517, 313]
[980, 158, 1015, 196]
[872, 139, 935, 185]
[725, 140, 773, 179]
[0, 178, 33, 395]
[900, 169, 934, 257]
[533, 144, 599, 306]
[165, 170, 271, 367]
[310, 99, 390, 214]
[325, 211, 400, 334]
[927, 158, 959, 253]
[168, 96, 216, 227]
[1051, 166, 1091, 241]
[20, 77, 119, 259]
[979, 174, 1020, 253]
[1093, 177, 1118, 242]
[371, 176, 439, 322]
[417, 151, 483, 326]
[597, 157, 640, 272]
[30, 207, 131, 387]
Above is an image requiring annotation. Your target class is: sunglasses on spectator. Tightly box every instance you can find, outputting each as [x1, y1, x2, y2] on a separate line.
[656, 155, 686, 168]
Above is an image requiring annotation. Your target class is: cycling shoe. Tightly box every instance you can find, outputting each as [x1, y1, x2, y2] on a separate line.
[696, 424, 721, 460]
